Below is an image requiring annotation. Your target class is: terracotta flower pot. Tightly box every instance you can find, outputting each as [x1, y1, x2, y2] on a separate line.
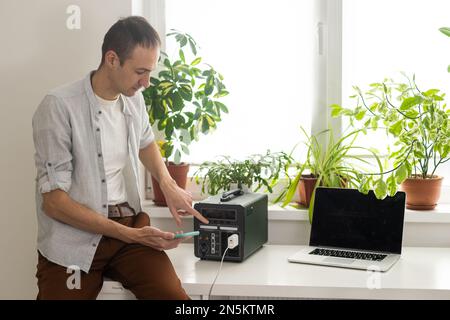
[298, 174, 319, 207]
[151, 162, 190, 207]
[400, 175, 443, 210]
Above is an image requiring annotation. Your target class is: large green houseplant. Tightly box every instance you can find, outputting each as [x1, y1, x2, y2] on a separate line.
[331, 74, 450, 209]
[193, 151, 293, 197]
[143, 30, 229, 163]
[142, 30, 229, 205]
[277, 127, 384, 222]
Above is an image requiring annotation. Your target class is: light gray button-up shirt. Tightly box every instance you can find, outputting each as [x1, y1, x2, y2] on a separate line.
[32, 72, 154, 272]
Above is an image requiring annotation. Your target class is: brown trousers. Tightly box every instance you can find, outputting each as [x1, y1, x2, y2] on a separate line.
[36, 212, 190, 300]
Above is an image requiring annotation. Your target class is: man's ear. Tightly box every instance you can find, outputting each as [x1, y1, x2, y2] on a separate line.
[104, 50, 119, 68]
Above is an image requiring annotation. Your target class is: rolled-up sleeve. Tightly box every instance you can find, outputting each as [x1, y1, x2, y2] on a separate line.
[139, 94, 155, 149]
[32, 95, 73, 193]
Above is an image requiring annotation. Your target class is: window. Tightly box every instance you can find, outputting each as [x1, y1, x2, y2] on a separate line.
[342, 0, 450, 186]
[142, 0, 450, 203]
[163, 0, 316, 163]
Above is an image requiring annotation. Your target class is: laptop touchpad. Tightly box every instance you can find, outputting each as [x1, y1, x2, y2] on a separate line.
[323, 257, 355, 264]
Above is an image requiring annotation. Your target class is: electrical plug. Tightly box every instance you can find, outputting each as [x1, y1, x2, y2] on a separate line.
[227, 234, 239, 249]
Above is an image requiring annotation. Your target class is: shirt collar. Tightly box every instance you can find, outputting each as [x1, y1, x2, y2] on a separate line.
[84, 71, 132, 117]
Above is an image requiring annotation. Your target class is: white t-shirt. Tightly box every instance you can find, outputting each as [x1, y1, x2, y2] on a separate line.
[95, 94, 128, 205]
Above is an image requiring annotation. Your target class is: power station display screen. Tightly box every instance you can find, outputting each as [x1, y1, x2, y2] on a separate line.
[202, 208, 237, 221]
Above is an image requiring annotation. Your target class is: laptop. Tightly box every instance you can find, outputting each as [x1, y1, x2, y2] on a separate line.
[288, 187, 406, 272]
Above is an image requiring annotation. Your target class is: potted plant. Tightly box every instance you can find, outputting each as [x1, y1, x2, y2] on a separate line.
[142, 30, 229, 206]
[192, 151, 293, 197]
[331, 74, 450, 209]
[277, 127, 384, 219]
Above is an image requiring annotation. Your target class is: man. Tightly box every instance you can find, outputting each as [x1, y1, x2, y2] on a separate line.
[32, 16, 208, 300]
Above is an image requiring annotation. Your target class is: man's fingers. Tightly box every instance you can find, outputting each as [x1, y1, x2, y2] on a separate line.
[157, 231, 175, 240]
[146, 226, 175, 240]
[180, 236, 192, 242]
[169, 205, 182, 227]
[162, 231, 175, 240]
[177, 209, 190, 216]
[159, 237, 183, 250]
[187, 206, 209, 224]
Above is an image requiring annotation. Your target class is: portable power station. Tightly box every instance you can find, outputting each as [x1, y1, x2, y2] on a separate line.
[193, 189, 268, 262]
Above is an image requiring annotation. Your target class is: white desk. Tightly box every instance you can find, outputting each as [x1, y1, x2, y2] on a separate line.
[165, 244, 450, 300]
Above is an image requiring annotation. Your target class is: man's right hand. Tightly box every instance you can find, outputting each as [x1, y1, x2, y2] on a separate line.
[131, 226, 185, 251]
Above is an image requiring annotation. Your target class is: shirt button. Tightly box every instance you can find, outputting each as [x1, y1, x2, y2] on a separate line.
[101, 179, 105, 183]
[92, 243, 97, 247]
[96, 128, 100, 132]
[103, 204, 107, 208]
[98, 111, 102, 115]
[98, 153, 102, 157]
[47, 163, 52, 167]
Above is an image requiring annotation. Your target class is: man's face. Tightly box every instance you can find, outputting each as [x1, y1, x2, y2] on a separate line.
[109, 45, 159, 97]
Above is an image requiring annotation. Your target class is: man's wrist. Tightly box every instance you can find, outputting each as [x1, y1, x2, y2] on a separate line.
[159, 175, 177, 192]
[115, 223, 137, 244]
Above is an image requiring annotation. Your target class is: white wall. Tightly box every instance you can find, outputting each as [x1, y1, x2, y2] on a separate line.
[0, 0, 132, 299]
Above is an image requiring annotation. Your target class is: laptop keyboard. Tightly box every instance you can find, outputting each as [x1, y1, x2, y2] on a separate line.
[309, 248, 387, 261]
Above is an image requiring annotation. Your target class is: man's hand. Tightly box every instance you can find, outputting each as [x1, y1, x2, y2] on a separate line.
[132, 226, 188, 251]
[160, 178, 209, 227]
[138, 142, 209, 227]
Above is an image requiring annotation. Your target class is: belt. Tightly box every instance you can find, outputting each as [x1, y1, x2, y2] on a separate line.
[108, 202, 136, 218]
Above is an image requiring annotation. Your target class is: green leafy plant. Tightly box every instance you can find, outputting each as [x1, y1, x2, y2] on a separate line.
[193, 151, 293, 195]
[331, 74, 450, 193]
[277, 127, 384, 212]
[142, 30, 229, 164]
[439, 27, 450, 72]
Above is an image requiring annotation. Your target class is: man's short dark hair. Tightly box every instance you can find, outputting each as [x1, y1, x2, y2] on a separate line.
[101, 16, 161, 66]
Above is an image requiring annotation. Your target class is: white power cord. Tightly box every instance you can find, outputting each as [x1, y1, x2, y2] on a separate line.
[207, 234, 239, 300]
[208, 247, 229, 299]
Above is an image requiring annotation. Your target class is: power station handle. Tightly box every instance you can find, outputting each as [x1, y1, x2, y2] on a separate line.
[220, 188, 244, 202]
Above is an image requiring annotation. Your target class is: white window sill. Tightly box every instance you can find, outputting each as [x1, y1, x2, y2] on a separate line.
[141, 200, 450, 224]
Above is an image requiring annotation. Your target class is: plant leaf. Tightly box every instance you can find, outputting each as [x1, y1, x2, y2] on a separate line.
[179, 49, 185, 63]
[174, 149, 182, 164]
[389, 120, 403, 136]
[374, 178, 387, 200]
[191, 57, 201, 66]
[355, 109, 366, 120]
[439, 27, 450, 37]
[200, 116, 210, 133]
[178, 85, 193, 101]
[395, 164, 408, 184]
[399, 96, 423, 111]
[204, 76, 214, 95]
[330, 104, 343, 117]
[181, 144, 190, 155]
[188, 38, 197, 55]
[214, 101, 229, 113]
[423, 89, 440, 97]
[386, 174, 398, 197]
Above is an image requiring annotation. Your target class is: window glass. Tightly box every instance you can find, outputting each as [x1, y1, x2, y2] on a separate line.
[165, 0, 315, 162]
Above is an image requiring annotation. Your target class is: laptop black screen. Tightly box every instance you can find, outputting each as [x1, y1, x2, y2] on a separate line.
[310, 188, 405, 254]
